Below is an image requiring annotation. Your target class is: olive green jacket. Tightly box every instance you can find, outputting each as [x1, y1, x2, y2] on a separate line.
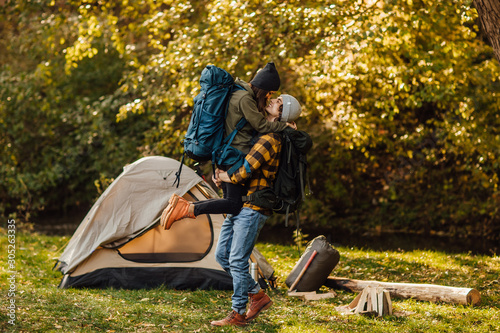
[225, 78, 288, 154]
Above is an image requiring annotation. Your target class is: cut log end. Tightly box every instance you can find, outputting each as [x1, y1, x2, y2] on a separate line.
[466, 289, 481, 306]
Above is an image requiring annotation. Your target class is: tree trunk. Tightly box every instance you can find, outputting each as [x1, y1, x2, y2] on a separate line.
[325, 277, 481, 306]
[473, 0, 500, 63]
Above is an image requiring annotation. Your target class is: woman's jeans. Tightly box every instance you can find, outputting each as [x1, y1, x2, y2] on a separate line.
[214, 208, 269, 314]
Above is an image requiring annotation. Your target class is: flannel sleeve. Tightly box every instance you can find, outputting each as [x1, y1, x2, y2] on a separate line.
[230, 133, 281, 184]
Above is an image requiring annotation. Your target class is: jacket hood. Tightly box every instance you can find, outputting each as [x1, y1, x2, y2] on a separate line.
[235, 78, 254, 96]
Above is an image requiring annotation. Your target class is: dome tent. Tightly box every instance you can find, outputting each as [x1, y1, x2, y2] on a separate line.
[56, 156, 268, 290]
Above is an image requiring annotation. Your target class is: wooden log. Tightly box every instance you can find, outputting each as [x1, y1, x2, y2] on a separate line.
[287, 290, 337, 301]
[325, 277, 481, 306]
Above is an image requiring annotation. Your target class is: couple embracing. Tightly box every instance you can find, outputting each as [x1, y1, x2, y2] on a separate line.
[161, 62, 304, 327]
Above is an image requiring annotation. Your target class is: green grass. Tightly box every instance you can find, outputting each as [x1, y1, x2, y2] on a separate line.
[1, 231, 499, 332]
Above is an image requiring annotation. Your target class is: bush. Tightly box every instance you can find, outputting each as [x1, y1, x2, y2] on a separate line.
[1, 0, 499, 238]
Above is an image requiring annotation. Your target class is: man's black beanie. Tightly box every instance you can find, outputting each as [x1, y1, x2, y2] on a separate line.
[250, 62, 280, 91]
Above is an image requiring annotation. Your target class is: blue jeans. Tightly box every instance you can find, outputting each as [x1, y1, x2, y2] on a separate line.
[215, 208, 269, 314]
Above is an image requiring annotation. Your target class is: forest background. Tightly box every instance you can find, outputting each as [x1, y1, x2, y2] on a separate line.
[1, 0, 499, 240]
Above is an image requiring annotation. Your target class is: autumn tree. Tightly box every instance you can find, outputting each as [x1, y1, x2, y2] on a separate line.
[474, 0, 500, 63]
[1, 0, 499, 238]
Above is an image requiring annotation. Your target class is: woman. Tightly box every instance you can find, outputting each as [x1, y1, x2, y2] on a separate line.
[160, 91, 302, 230]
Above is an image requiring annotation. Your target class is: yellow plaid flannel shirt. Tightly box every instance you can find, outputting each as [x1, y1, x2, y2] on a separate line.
[229, 132, 282, 214]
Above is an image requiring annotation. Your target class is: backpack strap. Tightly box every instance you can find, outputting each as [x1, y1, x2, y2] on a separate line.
[295, 210, 300, 237]
[299, 155, 306, 200]
[211, 83, 247, 171]
[212, 116, 248, 169]
[225, 117, 248, 146]
[173, 152, 186, 188]
[222, 84, 246, 139]
[226, 155, 246, 176]
[286, 135, 293, 164]
[224, 83, 245, 117]
[193, 98, 206, 139]
[285, 205, 290, 227]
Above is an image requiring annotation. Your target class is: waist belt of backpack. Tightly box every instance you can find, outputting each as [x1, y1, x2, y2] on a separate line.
[241, 193, 269, 204]
[241, 189, 276, 209]
[242, 193, 270, 208]
[242, 194, 253, 202]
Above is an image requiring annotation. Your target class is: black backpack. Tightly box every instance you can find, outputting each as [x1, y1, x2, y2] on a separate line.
[245, 128, 313, 225]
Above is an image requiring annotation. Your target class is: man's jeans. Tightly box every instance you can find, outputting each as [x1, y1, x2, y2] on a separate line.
[215, 208, 269, 314]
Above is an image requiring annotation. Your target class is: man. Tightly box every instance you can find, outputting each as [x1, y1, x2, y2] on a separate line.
[209, 94, 302, 327]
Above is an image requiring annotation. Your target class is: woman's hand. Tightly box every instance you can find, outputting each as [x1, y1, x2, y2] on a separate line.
[286, 121, 297, 130]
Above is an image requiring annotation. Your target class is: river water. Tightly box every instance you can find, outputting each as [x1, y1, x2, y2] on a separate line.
[257, 225, 499, 256]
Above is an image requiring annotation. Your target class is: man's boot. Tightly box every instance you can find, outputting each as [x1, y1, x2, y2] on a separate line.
[160, 194, 195, 230]
[246, 289, 273, 322]
[210, 310, 247, 327]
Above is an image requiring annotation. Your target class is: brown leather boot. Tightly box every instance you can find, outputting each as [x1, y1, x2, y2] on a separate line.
[160, 194, 195, 230]
[210, 310, 247, 327]
[246, 289, 273, 322]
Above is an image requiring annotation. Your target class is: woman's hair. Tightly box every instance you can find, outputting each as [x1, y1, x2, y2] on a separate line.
[251, 85, 270, 115]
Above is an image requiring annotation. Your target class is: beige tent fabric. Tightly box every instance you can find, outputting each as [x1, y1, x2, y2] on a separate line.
[118, 210, 213, 257]
[70, 207, 226, 278]
[70, 245, 226, 277]
[58, 156, 203, 274]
